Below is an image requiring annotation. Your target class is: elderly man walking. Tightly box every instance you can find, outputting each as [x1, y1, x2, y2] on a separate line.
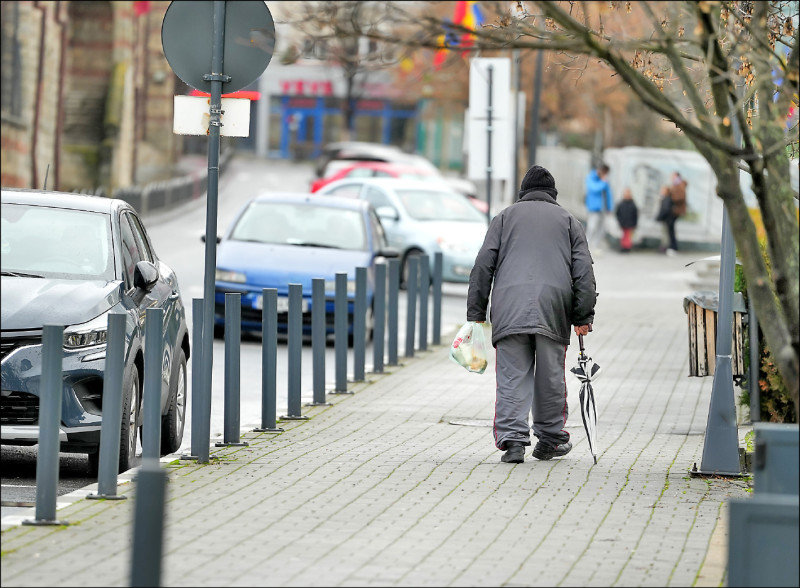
[467, 165, 597, 463]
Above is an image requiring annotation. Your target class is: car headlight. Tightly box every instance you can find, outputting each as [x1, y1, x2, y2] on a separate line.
[64, 313, 110, 349]
[323, 279, 356, 295]
[216, 269, 247, 283]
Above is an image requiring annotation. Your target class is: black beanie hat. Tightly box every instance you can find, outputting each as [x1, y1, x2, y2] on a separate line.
[520, 165, 555, 192]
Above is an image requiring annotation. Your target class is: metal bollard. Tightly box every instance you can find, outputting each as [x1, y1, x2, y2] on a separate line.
[88, 313, 127, 500]
[283, 284, 308, 419]
[254, 289, 282, 432]
[184, 298, 205, 460]
[309, 278, 330, 406]
[419, 255, 430, 352]
[142, 308, 164, 461]
[372, 263, 386, 373]
[353, 267, 367, 381]
[387, 259, 399, 366]
[405, 256, 418, 358]
[433, 252, 442, 345]
[332, 272, 352, 394]
[130, 460, 166, 588]
[24, 325, 68, 526]
[217, 293, 247, 445]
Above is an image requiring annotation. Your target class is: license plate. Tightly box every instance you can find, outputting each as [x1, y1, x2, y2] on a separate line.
[254, 295, 307, 312]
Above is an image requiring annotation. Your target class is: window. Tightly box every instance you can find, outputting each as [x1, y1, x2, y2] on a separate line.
[364, 186, 392, 209]
[127, 212, 154, 263]
[1, 203, 113, 280]
[230, 202, 367, 250]
[325, 184, 362, 199]
[120, 213, 144, 289]
[302, 38, 328, 60]
[369, 209, 389, 249]
[346, 168, 374, 178]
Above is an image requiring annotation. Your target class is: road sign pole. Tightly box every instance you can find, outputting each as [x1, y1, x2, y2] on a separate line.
[200, 1, 228, 463]
[161, 1, 274, 460]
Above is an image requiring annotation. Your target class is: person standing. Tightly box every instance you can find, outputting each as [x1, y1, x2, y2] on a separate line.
[615, 187, 639, 252]
[467, 165, 597, 464]
[584, 163, 613, 252]
[657, 172, 687, 255]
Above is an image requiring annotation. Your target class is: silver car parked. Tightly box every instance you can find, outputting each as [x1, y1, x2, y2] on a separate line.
[316, 178, 489, 286]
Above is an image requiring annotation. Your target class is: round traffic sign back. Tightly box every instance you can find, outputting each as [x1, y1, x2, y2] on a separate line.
[161, 1, 275, 93]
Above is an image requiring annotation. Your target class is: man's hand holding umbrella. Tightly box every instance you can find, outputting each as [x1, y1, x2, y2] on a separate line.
[574, 324, 591, 336]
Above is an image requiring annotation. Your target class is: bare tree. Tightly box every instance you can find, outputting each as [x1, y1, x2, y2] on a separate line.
[294, 1, 799, 414]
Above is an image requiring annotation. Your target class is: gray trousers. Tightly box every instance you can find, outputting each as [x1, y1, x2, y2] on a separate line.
[493, 333, 570, 450]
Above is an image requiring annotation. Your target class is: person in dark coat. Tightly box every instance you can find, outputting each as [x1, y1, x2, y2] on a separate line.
[615, 187, 638, 252]
[467, 165, 597, 464]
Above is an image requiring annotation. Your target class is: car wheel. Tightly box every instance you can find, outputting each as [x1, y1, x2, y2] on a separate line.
[366, 303, 374, 341]
[161, 349, 187, 455]
[213, 324, 224, 339]
[400, 248, 424, 290]
[119, 366, 141, 473]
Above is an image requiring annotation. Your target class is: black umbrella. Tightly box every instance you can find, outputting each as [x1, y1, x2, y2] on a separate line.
[570, 332, 601, 464]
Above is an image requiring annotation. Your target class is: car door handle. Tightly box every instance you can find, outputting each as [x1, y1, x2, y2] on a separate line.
[169, 290, 180, 300]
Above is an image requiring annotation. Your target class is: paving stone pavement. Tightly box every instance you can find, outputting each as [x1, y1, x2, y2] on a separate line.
[0, 248, 753, 587]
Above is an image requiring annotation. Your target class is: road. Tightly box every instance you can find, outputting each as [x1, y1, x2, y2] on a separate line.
[1, 153, 471, 517]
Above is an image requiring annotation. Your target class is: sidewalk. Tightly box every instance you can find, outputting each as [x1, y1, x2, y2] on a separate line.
[0, 248, 752, 587]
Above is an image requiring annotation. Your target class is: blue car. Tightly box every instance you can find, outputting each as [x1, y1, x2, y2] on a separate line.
[213, 193, 399, 341]
[1, 188, 190, 474]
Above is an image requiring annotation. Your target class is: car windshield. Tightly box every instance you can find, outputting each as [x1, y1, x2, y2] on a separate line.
[230, 201, 367, 250]
[1, 203, 114, 280]
[396, 189, 488, 222]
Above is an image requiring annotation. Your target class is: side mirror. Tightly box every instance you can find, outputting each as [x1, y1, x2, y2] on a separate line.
[133, 260, 159, 292]
[375, 206, 399, 221]
[200, 234, 222, 244]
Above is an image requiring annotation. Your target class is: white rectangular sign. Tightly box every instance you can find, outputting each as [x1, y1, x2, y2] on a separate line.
[467, 58, 513, 181]
[173, 95, 251, 137]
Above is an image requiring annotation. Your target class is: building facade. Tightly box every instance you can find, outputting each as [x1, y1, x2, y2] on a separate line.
[1, 0, 181, 193]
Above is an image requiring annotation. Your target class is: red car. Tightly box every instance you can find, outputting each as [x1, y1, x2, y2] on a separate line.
[310, 161, 489, 214]
[310, 161, 439, 193]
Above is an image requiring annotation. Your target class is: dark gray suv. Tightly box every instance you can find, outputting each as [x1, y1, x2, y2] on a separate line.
[1, 188, 190, 474]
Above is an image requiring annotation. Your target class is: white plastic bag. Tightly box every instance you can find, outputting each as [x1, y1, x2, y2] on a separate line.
[449, 322, 488, 374]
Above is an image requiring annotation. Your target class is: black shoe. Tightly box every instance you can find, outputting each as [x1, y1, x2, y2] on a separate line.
[501, 442, 525, 463]
[532, 440, 572, 460]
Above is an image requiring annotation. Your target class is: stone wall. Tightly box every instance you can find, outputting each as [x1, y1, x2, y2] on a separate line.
[0, 0, 179, 193]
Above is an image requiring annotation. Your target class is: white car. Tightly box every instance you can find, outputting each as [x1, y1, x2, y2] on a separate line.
[316, 178, 488, 286]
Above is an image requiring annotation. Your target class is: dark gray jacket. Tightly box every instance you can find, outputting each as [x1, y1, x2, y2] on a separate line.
[467, 190, 596, 346]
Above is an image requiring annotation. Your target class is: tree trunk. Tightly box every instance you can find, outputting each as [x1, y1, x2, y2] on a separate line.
[714, 161, 800, 417]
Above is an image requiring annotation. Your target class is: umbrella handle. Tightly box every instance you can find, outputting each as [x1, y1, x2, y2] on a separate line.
[578, 325, 592, 354]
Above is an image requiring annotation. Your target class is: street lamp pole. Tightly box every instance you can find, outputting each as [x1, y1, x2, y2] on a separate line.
[694, 74, 745, 477]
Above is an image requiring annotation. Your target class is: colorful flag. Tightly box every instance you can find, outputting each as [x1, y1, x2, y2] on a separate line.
[432, 20, 460, 70]
[454, 1, 484, 48]
[432, 2, 484, 69]
[433, 32, 448, 70]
